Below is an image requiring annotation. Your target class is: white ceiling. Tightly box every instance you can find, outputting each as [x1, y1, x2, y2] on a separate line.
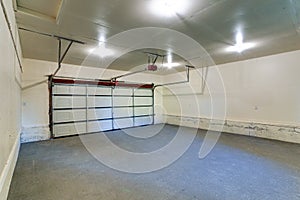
[15, 0, 300, 72]
[16, 0, 62, 19]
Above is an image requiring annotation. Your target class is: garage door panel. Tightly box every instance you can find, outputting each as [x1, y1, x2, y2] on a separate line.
[113, 97, 132, 106]
[87, 87, 111, 95]
[135, 107, 152, 115]
[87, 120, 112, 132]
[52, 83, 153, 137]
[53, 85, 86, 95]
[134, 97, 152, 105]
[113, 107, 133, 118]
[88, 96, 111, 107]
[135, 116, 153, 126]
[134, 89, 152, 96]
[53, 122, 86, 137]
[53, 96, 86, 108]
[114, 118, 133, 129]
[87, 109, 112, 120]
[113, 88, 132, 95]
[53, 110, 86, 123]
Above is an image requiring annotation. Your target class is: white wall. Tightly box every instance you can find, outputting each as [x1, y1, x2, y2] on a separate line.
[217, 50, 300, 125]
[163, 50, 300, 143]
[23, 50, 300, 144]
[21, 59, 163, 142]
[0, 0, 22, 199]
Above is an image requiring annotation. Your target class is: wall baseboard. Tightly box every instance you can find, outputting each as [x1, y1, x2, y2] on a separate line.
[21, 125, 50, 143]
[165, 115, 300, 144]
[0, 136, 20, 200]
[21, 116, 165, 143]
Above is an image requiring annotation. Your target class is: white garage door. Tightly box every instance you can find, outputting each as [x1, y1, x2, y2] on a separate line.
[51, 80, 154, 137]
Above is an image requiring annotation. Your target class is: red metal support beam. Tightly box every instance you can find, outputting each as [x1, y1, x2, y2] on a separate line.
[52, 78, 154, 89]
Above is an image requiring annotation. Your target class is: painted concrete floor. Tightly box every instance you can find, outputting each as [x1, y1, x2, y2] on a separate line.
[8, 124, 300, 200]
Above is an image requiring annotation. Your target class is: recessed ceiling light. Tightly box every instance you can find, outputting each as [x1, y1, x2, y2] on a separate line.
[88, 46, 114, 57]
[226, 32, 255, 53]
[167, 53, 172, 63]
[226, 43, 255, 53]
[163, 53, 180, 68]
[99, 35, 106, 42]
[149, 0, 188, 17]
[98, 34, 106, 46]
[236, 32, 243, 45]
[162, 62, 180, 68]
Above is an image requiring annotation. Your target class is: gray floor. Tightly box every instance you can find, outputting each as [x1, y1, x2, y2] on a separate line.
[8, 124, 300, 200]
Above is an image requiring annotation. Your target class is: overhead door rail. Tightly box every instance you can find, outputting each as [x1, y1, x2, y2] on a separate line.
[109, 51, 198, 89]
[18, 27, 85, 78]
[111, 52, 164, 81]
[154, 65, 195, 88]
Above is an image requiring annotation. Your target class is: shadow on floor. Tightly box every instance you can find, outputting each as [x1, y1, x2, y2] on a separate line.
[8, 124, 300, 200]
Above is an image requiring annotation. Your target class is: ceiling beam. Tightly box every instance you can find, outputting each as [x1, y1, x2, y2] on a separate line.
[12, 0, 17, 11]
[55, 0, 66, 24]
[16, 6, 56, 22]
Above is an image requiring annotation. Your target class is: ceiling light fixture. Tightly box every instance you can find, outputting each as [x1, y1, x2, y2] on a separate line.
[88, 46, 114, 57]
[162, 53, 180, 68]
[226, 32, 255, 53]
[99, 35, 106, 43]
[163, 62, 180, 68]
[150, 0, 187, 17]
[167, 53, 172, 63]
[98, 34, 106, 46]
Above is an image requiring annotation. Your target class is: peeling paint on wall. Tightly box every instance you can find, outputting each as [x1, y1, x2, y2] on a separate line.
[21, 126, 50, 143]
[165, 115, 300, 144]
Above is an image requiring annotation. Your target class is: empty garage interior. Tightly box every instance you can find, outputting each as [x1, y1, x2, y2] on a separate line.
[1, 0, 300, 199]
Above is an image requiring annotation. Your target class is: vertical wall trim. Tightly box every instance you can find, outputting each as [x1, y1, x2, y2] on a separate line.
[111, 87, 114, 130]
[48, 76, 54, 138]
[0, 0, 23, 72]
[132, 88, 135, 126]
[85, 85, 88, 133]
[152, 89, 155, 124]
[0, 137, 20, 199]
